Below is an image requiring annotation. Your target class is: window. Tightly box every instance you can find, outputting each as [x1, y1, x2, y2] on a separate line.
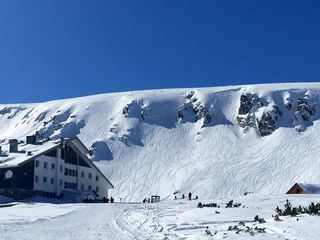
[88, 173, 92, 179]
[64, 168, 68, 176]
[96, 175, 99, 181]
[96, 186, 99, 192]
[81, 184, 84, 191]
[81, 171, 84, 178]
[43, 177, 47, 183]
[44, 162, 48, 169]
[64, 182, 67, 188]
[60, 165, 63, 172]
[35, 160, 39, 167]
[88, 185, 92, 191]
[51, 178, 54, 184]
[35, 175, 39, 183]
[61, 148, 65, 160]
[65, 147, 77, 165]
[51, 163, 55, 169]
[59, 179, 62, 186]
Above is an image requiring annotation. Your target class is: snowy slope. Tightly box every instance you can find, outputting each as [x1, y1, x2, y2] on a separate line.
[1, 83, 320, 201]
[1, 194, 320, 240]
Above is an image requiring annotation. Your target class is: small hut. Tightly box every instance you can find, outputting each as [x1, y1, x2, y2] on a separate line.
[287, 183, 320, 194]
[151, 195, 160, 203]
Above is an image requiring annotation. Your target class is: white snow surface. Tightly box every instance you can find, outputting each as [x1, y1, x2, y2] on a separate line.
[1, 194, 320, 239]
[1, 83, 320, 201]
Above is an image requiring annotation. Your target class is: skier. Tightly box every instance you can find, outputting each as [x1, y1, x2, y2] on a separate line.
[188, 192, 192, 201]
[110, 196, 114, 203]
[182, 194, 185, 199]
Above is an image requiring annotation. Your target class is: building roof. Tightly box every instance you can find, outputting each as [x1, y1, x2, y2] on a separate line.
[298, 183, 320, 194]
[0, 139, 61, 167]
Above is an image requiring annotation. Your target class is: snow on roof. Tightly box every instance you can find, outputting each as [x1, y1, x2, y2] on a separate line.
[298, 183, 320, 194]
[0, 140, 61, 168]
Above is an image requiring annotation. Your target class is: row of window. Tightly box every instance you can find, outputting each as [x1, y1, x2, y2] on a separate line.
[35, 176, 54, 184]
[36, 163, 99, 181]
[64, 182, 77, 190]
[64, 168, 77, 177]
[35, 160, 55, 169]
[35, 176, 99, 192]
[38, 147, 91, 169]
[36, 161, 99, 181]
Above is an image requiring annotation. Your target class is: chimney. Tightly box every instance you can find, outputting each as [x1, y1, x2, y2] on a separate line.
[26, 135, 37, 145]
[9, 139, 18, 153]
[26, 151, 32, 156]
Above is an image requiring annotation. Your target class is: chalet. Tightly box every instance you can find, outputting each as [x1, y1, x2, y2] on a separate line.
[0, 136, 113, 201]
[287, 183, 320, 194]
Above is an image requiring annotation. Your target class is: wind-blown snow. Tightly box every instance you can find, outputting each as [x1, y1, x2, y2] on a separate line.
[1, 83, 320, 201]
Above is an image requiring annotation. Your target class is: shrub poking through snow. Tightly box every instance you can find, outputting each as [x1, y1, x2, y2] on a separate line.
[273, 214, 281, 221]
[226, 200, 241, 208]
[275, 200, 320, 217]
[197, 202, 220, 208]
[227, 222, 265, 236]
[205, 227, 214, 236]
[254, 215, 266, 223]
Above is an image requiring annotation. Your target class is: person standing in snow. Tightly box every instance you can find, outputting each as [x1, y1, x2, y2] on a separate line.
[188, 192, 192, 201]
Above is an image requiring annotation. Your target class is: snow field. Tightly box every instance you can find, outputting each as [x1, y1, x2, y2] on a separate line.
[0, 194, 320, 239]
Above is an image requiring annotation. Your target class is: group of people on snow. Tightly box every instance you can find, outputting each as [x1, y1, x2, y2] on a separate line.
[174, 192, 198, 201]
[83, 196, 114, 203]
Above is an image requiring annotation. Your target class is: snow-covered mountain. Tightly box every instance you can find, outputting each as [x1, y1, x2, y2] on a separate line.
[1, 83, 320, 201]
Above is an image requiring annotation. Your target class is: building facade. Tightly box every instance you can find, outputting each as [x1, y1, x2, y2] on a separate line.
[0, 137, 113, 201]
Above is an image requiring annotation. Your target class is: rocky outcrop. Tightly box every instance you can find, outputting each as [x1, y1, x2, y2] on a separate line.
[237, 93, 282, 136]
[35, 110, 85, 139]
[238, 94, 263, 115]
[122, 100, 144, 119]
[296, 97, 316, 121]
[236, 93, 264, 131]
[293, 95, 317, 131]
[0, 106, 26, 119]
[256, 106, 282, 137]
[177, 91, 213, 128]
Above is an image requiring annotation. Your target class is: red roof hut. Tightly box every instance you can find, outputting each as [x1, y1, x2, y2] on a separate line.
[287, 183, 320, 194]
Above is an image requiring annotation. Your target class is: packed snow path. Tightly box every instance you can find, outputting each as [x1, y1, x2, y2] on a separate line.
[0, 203, 157, 240]
[1, 195, 320, 239]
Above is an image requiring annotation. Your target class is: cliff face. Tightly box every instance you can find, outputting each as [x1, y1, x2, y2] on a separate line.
[1, 83, 320, 201]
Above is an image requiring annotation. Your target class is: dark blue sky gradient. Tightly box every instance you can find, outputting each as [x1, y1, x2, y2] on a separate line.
[0, 1, 319, 103]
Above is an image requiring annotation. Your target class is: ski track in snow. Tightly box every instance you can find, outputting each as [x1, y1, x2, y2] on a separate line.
[1, 83, 320, 202]
[1, 194, 320, 239]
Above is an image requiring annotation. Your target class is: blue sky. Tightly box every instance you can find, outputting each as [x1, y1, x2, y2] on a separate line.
[0, 1, 319, 103]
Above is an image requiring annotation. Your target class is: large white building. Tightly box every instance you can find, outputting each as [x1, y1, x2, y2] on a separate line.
[0, 136, 113, 201]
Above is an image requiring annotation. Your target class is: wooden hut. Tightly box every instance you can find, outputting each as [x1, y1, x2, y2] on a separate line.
[287, 183, 320, 194]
